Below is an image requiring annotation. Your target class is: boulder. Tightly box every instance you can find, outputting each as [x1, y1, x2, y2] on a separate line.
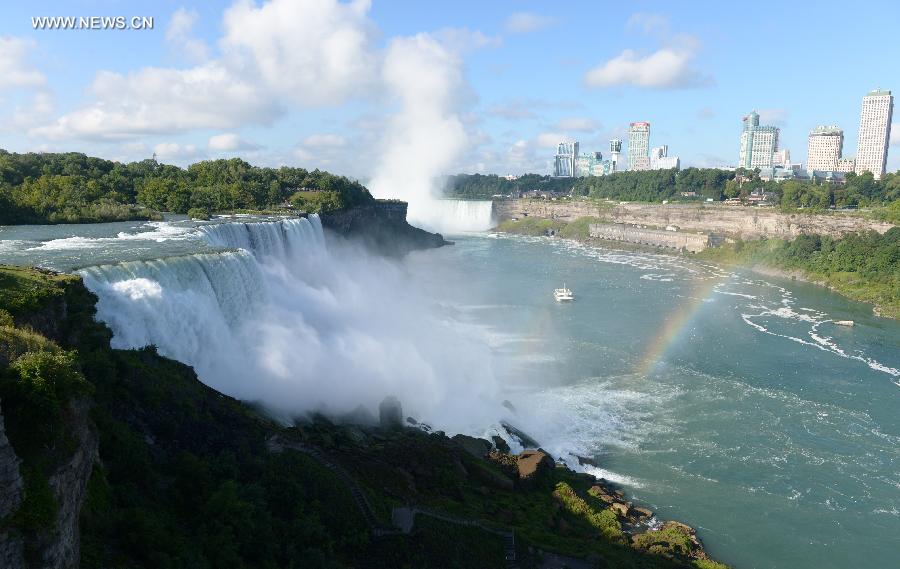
[588, 485, 616, 504]
[501, 421, 540, 449]
[515, 449, 555, 480]
[451, 434, 492, 459]
[378, 396, 403, 429]
[611, 502, 630, 517]
[491, 435, 510, 454]
[633, 506, 653, 518]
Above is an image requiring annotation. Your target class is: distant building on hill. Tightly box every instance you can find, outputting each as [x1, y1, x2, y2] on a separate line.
[554, 141, 578, 177]
[739, 110, 779, 169]
[855, 89, 893, 179]
[807, 126, 844, 172]
[628, 122, 650, 171]
[649, 145, 680, 170]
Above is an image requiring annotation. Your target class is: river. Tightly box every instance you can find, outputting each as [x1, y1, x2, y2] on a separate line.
[1, 212, 898, 569]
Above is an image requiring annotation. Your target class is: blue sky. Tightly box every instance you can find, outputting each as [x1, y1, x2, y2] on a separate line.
[1, 0, 898, 182]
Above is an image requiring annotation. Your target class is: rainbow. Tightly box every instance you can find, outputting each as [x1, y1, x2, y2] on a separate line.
[634, 275, 725, 376]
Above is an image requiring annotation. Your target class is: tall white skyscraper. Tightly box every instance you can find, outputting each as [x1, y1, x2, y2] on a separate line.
[807, 126, 843, 172]
[739, 111, 779, 169]
[855, 89, 893, 179]
[628, 122, 650, 171]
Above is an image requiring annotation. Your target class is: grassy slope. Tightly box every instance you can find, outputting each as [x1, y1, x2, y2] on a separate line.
[0, 266, 728, 568]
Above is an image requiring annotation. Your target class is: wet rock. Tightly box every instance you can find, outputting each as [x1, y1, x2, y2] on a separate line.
[451, 434, 492, 459]
[379, 396, 403, 429]
[491, 435, 510, 453]
[633, 507, 653, 518]
[501, 421, 540, 448]
[516, 449, 555, 480]
[588, 485, 616, 504]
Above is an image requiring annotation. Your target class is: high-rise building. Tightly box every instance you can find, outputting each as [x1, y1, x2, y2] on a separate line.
[855, 89, 893, 179]
[609, 138, 622, 172]
[739, 111, 779, 169]
[807, 126, 844, 172]
[836, 157, 856, 173]
[554, 141, 579, 177]
[649, 145, 680, 170]
[575, 151, 604, 177]
[772, 149, 791, 167]
[628, 122, 650, 171]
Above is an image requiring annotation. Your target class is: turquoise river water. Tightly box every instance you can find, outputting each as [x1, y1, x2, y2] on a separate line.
[1, 216, 898, 569]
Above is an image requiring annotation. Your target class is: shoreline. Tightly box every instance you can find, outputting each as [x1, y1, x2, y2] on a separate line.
[492, 226, 895, 320]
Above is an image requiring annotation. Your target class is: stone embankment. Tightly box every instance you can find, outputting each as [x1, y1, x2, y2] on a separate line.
[494, 199, 894, 240]
[589, 223, 712, 252]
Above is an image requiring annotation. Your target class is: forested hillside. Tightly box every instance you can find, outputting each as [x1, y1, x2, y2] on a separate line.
[0, 150, 373, 224]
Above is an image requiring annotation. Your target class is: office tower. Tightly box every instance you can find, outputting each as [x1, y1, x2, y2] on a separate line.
[628, 122, 650, 171]
[855, 89, 893, 179]
[739, 110, 779, 169]
[807, 126, 843, 172]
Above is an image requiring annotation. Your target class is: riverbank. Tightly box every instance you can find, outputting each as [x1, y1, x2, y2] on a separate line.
[493, 198, 895, 240]
[494, 215, 899, 319]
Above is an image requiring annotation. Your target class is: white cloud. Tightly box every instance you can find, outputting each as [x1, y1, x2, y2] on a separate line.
[221, 0, 376, 107]
[555, 117, 600, 132]
[33, 0, 375, 140]
[537, 132, 572, 148]
[585, 37, 710, 89]
[32, 63, 280, 140]
[166, 8, 209, 62]
[434, 28, 501, 54]
[626, 13, 670, 36]
[208, 133, 260, 151]
[302, 133, 347, 147]
[503, 12, 556, 34]
[0, 37, 45, 92]
[153, 142, 204, 164]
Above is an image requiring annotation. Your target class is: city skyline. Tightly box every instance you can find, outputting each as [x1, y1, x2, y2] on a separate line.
[0, 1, 898, 180]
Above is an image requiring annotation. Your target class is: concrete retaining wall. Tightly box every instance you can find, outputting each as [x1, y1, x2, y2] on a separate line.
[589, 223, 711, 252]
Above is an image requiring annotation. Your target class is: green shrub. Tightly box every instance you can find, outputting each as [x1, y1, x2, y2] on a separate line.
[552, 482, 624, 543]
[187, 207, 211, 220]
[15, 465, 58, 531]
[632, 525, 694, 557]
[559, 216, 602, 240]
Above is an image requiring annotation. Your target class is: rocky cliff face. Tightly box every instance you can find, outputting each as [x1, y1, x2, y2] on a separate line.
[0, 400, 25, 569]
[320, 201, 446, 256]
[36, 399, 98, 569]
[494, 199, 895, 240]
[0, 274, 99, 569]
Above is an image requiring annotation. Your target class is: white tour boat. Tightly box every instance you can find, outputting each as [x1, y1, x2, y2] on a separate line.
[554, 284, 574, 302]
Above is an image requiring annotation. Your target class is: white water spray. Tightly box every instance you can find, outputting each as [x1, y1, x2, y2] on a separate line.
[78, 216, 503, 432]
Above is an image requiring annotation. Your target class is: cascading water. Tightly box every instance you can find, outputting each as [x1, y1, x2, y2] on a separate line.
[409, 199, 495, 234]
[78, 215, 503, 431]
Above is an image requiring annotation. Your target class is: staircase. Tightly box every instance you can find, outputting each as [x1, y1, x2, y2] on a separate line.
[268, 435, 517, 566]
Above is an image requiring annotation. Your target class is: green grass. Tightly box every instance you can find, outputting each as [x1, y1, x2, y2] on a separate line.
[496, 217, 565, 236]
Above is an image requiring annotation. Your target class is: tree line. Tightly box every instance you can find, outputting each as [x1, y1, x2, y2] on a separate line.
[445, 169, 900, 218]
[0, 149, 373, 224]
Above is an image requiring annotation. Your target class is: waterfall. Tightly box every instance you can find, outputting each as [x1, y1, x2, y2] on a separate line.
[78, 214, 500, 430]
[409, 199, 495, 234]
